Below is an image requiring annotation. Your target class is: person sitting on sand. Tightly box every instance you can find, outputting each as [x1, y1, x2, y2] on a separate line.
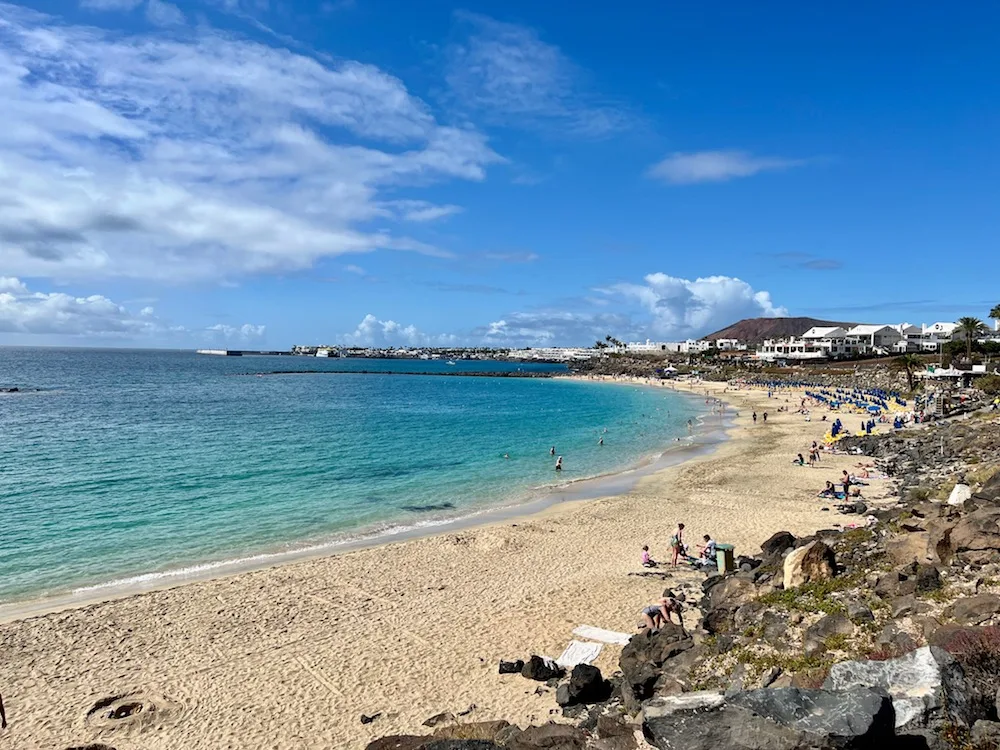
[693, 535, 717, 568]
[794, 453, 805, 466]
[641, 545, 657, 568]
[670, 523, 685, 566]
[819, 481, 837, 498]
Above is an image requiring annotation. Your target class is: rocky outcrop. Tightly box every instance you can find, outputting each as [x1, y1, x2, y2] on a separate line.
[825, 646, 976, 740]
[619, 625, 693, 706]
[643, 687, 894, 750]
[556, 665, 611, 707]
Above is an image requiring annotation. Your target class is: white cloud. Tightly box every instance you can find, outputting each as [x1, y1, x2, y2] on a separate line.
[0, 5, 501, 283]
[206, 322, 266, 340]
[1, 275, 162, 336]
[0, 276, 266, 343]
[341, 314, 457, 347]
[476, 310, 634, 348]
[344, 264, 366, 275]
[477, 273, 786, 347]
[146, 0, 185, 26]
[647, 151, 806, 184]
[603, 273, 787, 339]
[382, 200, 464, 222]
[446, 12, 629, 137]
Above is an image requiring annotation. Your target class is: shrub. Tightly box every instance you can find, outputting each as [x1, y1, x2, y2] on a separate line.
[975, 374, 1000, 396]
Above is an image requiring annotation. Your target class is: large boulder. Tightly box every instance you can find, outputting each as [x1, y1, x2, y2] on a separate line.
[782, 540, 836, 589]
[945, 507, 1000, 565]
[642, 687, 894, 750]
[947, 594, 1000, 626]
[729, 687, 895, 748]
[619, 625, 693, 703]
[885, 531, 932, 567]
[433, 722, 518, 743]
[824, 646, 973, 737]
[556, 664, 611, 707]
[760, 531, 796, 560]
[973, 471, 1000, 503]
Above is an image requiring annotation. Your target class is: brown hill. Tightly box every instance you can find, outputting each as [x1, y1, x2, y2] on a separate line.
[702, 317, 857, 346]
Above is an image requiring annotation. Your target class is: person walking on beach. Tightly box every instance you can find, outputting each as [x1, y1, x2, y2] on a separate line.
[752, 411, 758, 424]
[670, 523, 685, 566]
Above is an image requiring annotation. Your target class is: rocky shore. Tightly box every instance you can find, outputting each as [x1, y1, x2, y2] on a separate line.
[367, 408, 1000, 750]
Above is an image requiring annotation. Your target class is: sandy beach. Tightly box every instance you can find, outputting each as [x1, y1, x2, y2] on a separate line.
[0, 379, 896, 749]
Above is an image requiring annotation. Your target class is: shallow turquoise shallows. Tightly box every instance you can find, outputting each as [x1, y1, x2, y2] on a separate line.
[0, 349, 705, 603]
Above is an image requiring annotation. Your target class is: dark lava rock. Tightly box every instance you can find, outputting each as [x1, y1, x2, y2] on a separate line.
[847, 601, 875, 624]
[499, 659, 524, 674]
[509, 722, 588, 750]
[761, 531, 796, 559]
[521, 655, 563, 682]
[619, 624, 693, 703]
[803, 613, 854, 656]
[432, 721, 517, 743]
[915, 564, 942, 593]
[948, 594, 1000, 626]
[556, 664, 611, 707]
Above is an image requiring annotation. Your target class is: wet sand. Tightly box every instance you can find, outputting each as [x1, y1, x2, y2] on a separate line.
[0, 379, 894, 749]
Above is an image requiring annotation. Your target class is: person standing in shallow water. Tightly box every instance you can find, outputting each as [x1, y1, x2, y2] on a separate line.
[555, 456, 563, 471]
[550, 446, 556, 456]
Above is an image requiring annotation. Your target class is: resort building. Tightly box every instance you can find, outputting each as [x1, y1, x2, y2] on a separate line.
[921, 322, 959, 352]
[846, 324, 903, 355]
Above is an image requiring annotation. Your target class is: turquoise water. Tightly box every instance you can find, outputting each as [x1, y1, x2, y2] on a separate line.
[0, 349, 705, 604]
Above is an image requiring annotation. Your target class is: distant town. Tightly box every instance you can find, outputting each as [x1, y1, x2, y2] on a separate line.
[198, 313, 1000, 366]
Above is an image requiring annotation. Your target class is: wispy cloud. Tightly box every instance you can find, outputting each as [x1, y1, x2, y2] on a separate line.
[767, 252, 843, 271]
[446, 11, 631, 138]
[481, 251, 539, 263]
[344, 264, 367, 275]
[425, 281, 512, 295]
[0, 4, 500, 283]
[80, 0, 143, 10]
[146, 0, 185, 26]
[647, 150, 807, 185]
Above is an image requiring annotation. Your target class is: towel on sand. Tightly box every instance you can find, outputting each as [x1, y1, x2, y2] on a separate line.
[555, 640, 602, 669]
[572, 625, 632, 646]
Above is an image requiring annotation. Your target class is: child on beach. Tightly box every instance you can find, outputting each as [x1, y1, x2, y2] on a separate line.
[641, 545, 657, 568]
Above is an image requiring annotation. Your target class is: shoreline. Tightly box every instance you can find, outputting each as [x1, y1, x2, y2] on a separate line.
[0, 379, 718, 623]
[0, 380, 886, 749]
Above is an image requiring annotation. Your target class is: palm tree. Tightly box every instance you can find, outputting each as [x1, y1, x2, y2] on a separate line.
[956, 317, 989, 361]
[890, 353, 923, 393]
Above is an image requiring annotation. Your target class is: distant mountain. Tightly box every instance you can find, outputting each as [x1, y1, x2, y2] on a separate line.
[702, 317, 858, 346]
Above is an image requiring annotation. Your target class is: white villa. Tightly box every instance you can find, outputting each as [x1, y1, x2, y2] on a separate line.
[756, 320, 964, 361]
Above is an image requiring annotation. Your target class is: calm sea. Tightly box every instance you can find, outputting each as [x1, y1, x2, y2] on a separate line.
[0, 348, 706, 604]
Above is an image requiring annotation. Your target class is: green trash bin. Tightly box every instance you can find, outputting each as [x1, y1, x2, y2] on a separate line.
[715, 544, 735, 574]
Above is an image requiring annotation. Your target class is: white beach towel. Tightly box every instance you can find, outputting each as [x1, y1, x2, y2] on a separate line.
[556, 640, 603, 669]
[572, 625, 632, 646]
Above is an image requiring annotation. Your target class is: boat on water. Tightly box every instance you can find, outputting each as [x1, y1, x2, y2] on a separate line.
[446, 360, 457, 365]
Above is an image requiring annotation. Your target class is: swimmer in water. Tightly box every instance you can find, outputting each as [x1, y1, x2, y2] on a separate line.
[598, 436, 604, 446]
[503, 453, 509, 459]
[550, 446, 556, 456]
[555, 456, 563, 471]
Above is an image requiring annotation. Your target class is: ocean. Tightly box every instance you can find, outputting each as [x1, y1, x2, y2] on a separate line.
[0, 348, 709, 606]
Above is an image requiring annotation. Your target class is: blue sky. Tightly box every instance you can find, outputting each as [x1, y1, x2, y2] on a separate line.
[1, 0, 997, 348]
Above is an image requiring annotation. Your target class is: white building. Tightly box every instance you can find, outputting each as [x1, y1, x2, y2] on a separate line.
[756, 338, 829, 362]
[624, 339, 672, 353]
[714, 338, 748, 351]
[921, 322, 959, 352]
[891, 324, 924, 353]
[846, 324, 903, 354]
[801, 326, 855, 358]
